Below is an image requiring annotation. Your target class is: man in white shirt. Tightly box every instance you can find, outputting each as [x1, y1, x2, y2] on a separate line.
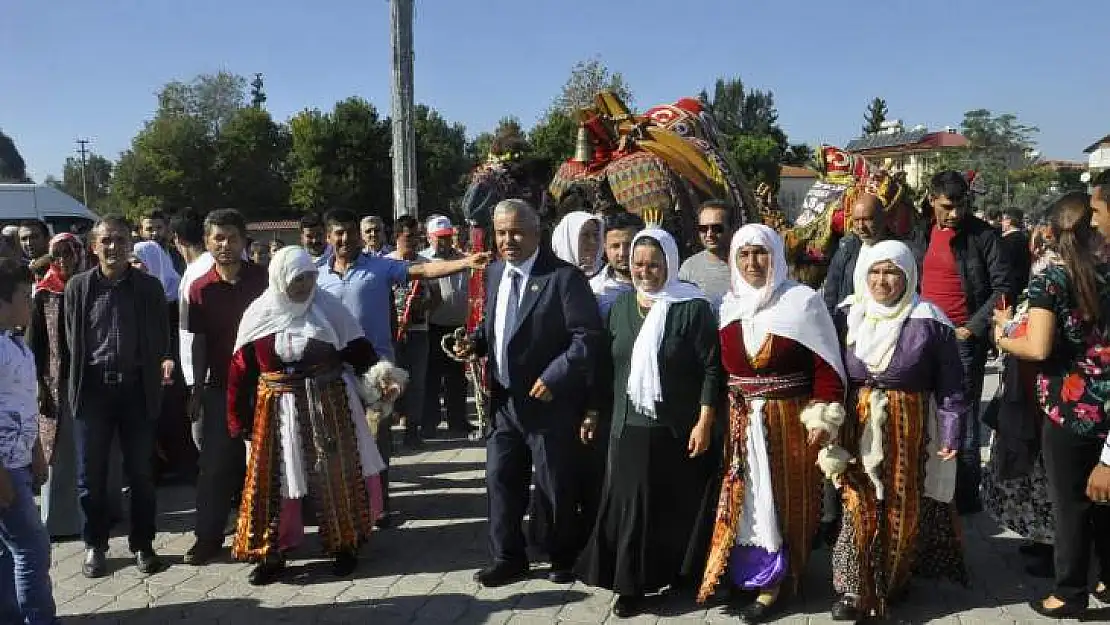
[590, 211, 642, 316]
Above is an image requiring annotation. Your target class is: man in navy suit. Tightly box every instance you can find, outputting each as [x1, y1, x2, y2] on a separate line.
[455, 199, 602, 587]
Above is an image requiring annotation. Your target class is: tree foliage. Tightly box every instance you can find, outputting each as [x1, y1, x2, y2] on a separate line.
[0, 129, 30, 182]
[47, 153, 113, 210]
[529, 109, 578, 176]
[552, 57, 633, 114]
[287, 97, 392, 216]
[700, 76, 797, 189]
[862, 97, 888, 135]
[414, 104, 470, 217]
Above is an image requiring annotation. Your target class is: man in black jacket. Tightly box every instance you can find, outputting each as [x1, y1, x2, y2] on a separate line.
[998, 208, 1031, 303]
[920, 171, 1011, 514]
[64, 215, 175, 578]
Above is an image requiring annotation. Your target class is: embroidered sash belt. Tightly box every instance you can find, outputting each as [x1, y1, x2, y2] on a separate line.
[728, 372, 811, 399]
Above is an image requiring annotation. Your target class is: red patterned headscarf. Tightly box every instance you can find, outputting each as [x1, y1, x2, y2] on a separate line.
[36, 233, 86, 295]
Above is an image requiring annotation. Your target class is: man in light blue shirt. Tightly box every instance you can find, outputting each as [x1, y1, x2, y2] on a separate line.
[317, 210, 484, 362]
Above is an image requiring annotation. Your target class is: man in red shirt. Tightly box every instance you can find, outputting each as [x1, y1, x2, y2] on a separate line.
[183, 209, 269, 565]
[920, 171, 1011, 514]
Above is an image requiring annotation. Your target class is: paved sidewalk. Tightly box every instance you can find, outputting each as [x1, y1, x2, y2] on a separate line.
[49, 377, 1110, 623]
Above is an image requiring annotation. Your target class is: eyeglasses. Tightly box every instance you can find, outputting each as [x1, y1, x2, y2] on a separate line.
[697, 224, 725, 234]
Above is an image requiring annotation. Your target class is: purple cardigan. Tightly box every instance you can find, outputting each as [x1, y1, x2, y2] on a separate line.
[843, 317, 967, 450]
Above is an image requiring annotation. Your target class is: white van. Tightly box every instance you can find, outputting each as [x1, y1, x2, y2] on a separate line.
[0, 183, 100, 235]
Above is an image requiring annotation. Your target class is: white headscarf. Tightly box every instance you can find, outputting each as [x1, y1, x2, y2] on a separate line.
[133, 241, 181, 302]
[626, 228, 706, 418]
[719, 224, 846, 384]
[551, 211, 604, 277]
[234, 246, 363, 354]
[840, 240, 950, 372]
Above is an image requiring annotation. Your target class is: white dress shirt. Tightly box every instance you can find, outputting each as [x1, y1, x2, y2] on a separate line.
[178, 252, 216, 386]
[494, 251, 538, 389]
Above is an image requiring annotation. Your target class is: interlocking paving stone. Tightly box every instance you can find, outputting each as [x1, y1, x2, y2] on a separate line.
[51, 374, 1110, 623]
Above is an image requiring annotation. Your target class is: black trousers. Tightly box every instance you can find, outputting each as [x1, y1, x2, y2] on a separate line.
[425, 324, 469, 432]
[194, 385, 245, 543]
[486, 395, 580, 567]
[74, 377, 157, 552]
[1042, 421, 1110, 603]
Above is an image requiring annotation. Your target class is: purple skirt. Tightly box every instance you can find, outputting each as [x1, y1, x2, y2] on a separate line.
[729, 544, 788, 589]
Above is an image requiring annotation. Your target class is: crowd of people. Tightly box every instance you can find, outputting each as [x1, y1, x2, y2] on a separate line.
[0, 168, 1109, 624]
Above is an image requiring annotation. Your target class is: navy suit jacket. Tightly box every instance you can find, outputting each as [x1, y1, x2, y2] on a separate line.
[472, 248, 601, 421]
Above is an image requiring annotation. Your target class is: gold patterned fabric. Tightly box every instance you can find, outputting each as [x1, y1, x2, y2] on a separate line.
[698, 358, 821, 602]
[832, 387, 967, 616]
[233, 368, 374, 561]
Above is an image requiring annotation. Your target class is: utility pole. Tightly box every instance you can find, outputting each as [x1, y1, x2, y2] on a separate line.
[75, 138, 90, 207]
[389, 0, 418, 220]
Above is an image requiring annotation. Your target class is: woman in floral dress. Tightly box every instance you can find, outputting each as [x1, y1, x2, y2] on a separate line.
[993, 192, 1110, 618]
[981, 226, 1056, 576]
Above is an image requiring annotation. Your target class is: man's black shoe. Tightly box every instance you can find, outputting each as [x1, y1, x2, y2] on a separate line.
[248, 555, 286, 586]
[82, 548, 107, 579]
[135, 549, 162, 575]
[183, 539, 222, 565]
[548, 567, 575, 584]
[473, 561, 528, 587]
[332, 549, 358, 577]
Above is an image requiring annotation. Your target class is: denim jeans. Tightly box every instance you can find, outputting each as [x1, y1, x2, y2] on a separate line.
[955, 336, 988, 512]
[0, 466, 59, 625]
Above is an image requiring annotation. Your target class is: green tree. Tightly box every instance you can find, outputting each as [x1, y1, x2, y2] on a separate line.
[49, 153, 113, 209]
[529, 109, 578, 174]
[862, 97, 888, 135]
[700, 77, 794, 188]
[925, 109, 1042, 214]
[158, 71, 248, 135]
[111, 114, 218, 212]
[213, 107, 289, 218]
[0, 129, 30, 182]
[468, 116, 530, 162]
[552, 57, 633, 114]
[413, 104, 470, 217]
[287, 98, 392, 215]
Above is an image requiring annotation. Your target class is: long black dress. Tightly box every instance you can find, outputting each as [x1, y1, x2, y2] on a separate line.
[576, 293, 723, 596]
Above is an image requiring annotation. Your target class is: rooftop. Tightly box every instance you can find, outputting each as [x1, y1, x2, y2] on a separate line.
[780, 165, 818, 178]
[1083, 134, 1110, 153]
[846, 129, 968, 153]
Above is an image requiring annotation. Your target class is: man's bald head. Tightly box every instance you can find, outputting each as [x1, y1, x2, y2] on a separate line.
[851, 193, 887, 244]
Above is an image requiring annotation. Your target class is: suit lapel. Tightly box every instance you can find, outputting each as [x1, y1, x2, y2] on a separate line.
[512, 254, 551, 335]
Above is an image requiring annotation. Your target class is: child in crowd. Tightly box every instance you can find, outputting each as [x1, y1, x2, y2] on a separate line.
[0, 259, 59, 625]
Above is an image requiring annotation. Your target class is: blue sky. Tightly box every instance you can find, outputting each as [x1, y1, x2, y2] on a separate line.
[2, 0, 1106, 181]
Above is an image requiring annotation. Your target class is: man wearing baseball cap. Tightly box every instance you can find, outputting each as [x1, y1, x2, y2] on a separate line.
[420, 215, 474, 440]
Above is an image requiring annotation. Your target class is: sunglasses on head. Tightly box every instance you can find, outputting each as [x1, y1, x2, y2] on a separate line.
[697, 224, 725, 234]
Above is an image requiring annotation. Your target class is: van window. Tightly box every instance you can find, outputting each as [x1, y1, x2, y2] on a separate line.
[44, 216, 95, 236]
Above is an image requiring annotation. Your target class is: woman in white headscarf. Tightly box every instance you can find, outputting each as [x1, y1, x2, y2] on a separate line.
[132, 240, 196, 480]
[698, 224, 847, 623]
[828, 240, 967, 622]
[551, 211, 604, 277]
[226, 246, 388, 586]
[576, 227, 723, 619]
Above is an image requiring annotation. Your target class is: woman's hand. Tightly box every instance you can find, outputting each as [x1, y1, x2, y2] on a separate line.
[1086, 463, 1110, 503]
[688, 415, 712, 458]
[937, 447, 957, 461]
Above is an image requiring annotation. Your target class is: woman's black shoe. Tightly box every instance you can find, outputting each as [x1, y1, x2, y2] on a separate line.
[612, 595, 640, 618]
[332, 549, 358, 576]
[1028, 596, 1087, 618]
[248, 555, 285, 586]
[739, 598, 779, 623]
[831, 595, 862, 622]
[1018, 542, 1053, 558]
[1023, 557, 1054, 579]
